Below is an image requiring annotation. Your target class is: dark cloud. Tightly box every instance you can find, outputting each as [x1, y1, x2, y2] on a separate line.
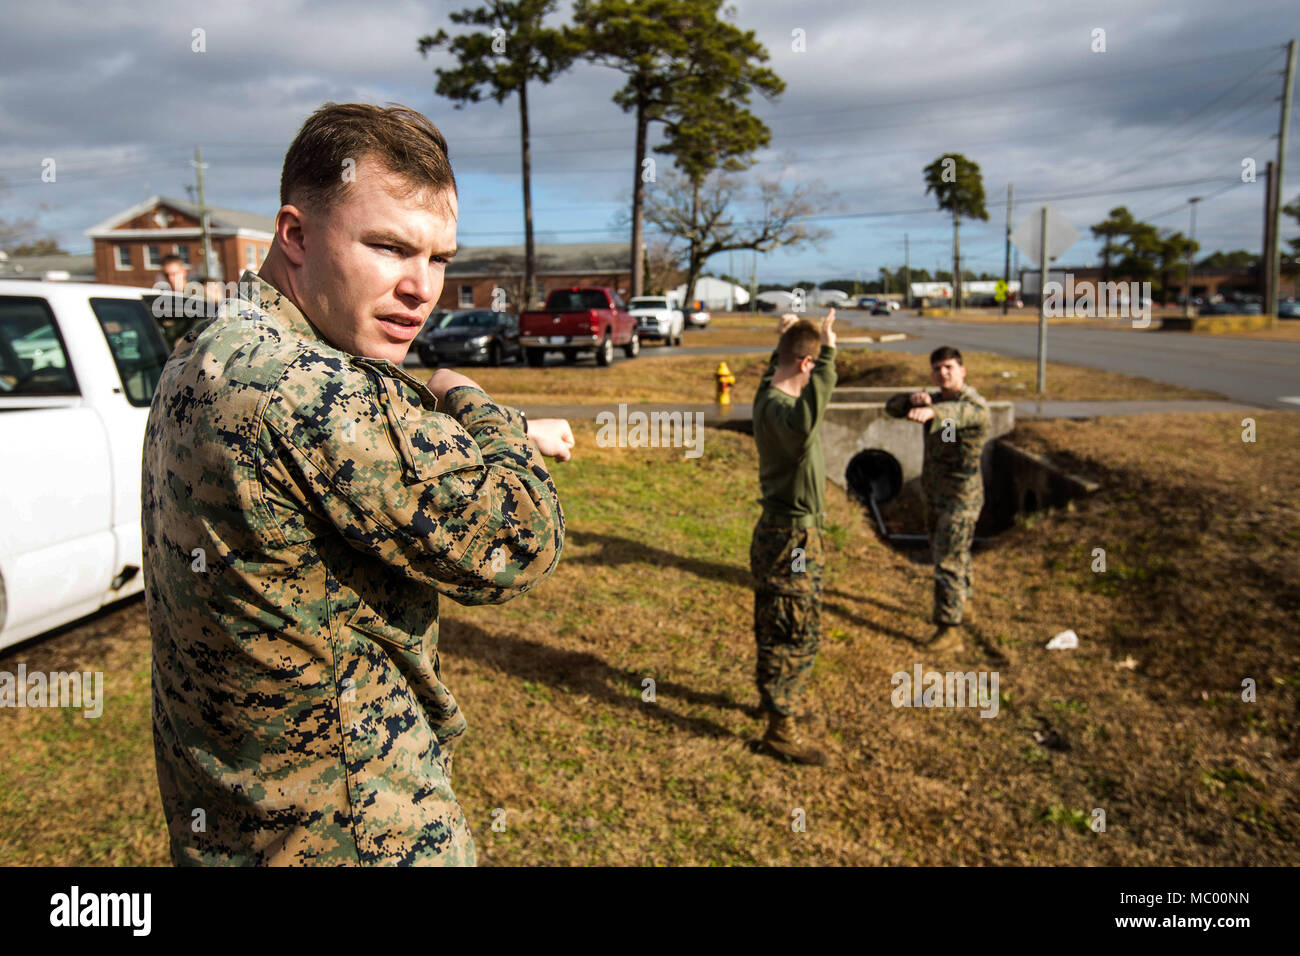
[0, 0, 1295, 281]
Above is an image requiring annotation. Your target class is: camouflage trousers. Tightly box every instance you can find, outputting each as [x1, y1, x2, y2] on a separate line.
[750, 518, 824, 716]
[927, 499, 980, 625]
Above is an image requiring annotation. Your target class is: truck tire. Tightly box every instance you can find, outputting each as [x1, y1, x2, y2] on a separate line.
[624, 331, 640, 359]
[595, 334, 614, 367]
[672, 325, 683, 347]
[526, 348, 546, 367]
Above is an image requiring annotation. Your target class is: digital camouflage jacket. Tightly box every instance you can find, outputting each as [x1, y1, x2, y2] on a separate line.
[142, 270, 564, 866]
[885, 384, 991, 503]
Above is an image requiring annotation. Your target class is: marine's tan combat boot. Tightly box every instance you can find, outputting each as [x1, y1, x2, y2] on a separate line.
[926, 623, 964, 654]
[761, 712, 828, 766]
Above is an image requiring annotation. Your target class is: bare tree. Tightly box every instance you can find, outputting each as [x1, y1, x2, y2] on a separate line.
[644, 238, 685, 295]
[642, 167, 831, 311]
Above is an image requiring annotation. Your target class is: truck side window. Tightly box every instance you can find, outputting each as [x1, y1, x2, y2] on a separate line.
[90, 298, 171, 406]
[0, 296, 78, 397]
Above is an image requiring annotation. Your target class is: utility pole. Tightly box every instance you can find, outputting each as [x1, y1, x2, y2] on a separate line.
[192, 147, 217, 282]
[903, 233, 910, 308]
[1184, 197, 1202, 318]
[727, 251, 735, 312]
[1002, 183, 1013, 316]
[1268, 38, 1296, 320]
[1263, 161, 1275, 310]
[952, 206, 960, 314]
[1036, 205, 1049, 394]
[749, 251, 757, 312]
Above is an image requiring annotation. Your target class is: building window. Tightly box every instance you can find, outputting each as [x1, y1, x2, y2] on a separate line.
[458, 284, 474, 308]
[114, 246, 131, 270]
[173, 244, 190, 265]
[144, 244, 161, 269]
[245, 244, 260, 270]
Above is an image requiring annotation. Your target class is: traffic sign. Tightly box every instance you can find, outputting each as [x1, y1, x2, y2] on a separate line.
[1011, 204, 1079, 264]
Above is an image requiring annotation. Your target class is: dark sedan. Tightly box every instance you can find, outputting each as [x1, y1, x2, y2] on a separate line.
[416, 309, 522, 366]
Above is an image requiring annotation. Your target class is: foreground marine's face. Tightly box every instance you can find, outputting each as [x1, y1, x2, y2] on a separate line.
[296, 156, 458, 364]
[931, 357, 965, 394]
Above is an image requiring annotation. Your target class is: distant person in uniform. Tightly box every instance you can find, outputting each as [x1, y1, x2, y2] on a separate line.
[153, 255, 209, 348]
[142, 102, 574, 866]
[749, 308, 837, 766]
[885, 346, 990, 652]
[159, 253, 189, 292]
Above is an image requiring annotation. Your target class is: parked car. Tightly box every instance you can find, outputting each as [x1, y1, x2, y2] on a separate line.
[1278, 299, 1300, 319]
[871, 301, 892, 315]
[0, 280, 171, 650]
[687, 309, 711, 328]
[519, 287, 639, 367]
[628, 296, 684, 345]
[416, 308, 521, 366]
[857, 296, 879, 310]
[1200, 300, 1261, 315]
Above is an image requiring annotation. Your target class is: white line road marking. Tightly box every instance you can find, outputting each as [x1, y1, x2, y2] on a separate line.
[1279, 396, 1300, 405]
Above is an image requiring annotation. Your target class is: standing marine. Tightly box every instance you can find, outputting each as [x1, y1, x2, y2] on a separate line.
[885, 346, 990, 653]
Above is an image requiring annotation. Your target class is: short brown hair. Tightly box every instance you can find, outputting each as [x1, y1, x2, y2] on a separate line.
[930, 345, 963, 366]
[280, 102, 457, 213]
[778, 319, 821, 365]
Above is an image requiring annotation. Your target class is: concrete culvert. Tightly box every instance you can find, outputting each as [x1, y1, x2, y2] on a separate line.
[846, 449, 903, 505]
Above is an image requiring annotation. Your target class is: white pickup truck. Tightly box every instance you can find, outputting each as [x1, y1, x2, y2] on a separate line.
[628, 296, 685, 346]
[0, 279, 171, 651]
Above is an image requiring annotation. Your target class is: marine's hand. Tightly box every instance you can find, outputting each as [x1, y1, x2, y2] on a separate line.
[777, 313, 799, 335]
[820, 308, 837, 349]
[907, 406, 936, 424]
[909, 391, 932, 406]
[426, 368, 482, 404]
[527, 418, 575, 462]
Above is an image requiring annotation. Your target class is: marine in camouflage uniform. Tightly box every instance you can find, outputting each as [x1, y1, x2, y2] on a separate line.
[750, 315, 836, 763]
[142, 270, 564, 866]
[885, 378, 990, 630]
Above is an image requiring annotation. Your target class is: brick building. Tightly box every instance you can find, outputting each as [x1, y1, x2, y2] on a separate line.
[85, 196, 274, 287]
[440, 242, 631, 310]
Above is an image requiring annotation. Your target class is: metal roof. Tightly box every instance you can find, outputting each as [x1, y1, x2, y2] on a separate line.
[448, 242, 630, 276]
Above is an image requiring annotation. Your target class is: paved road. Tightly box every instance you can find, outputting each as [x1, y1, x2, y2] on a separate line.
[835, 312, 1300, 411]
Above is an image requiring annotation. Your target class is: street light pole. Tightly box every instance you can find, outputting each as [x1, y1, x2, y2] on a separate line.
[1184, 197, 1201, 318]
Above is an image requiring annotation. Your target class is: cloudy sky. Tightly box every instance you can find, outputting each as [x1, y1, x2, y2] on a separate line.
[0, 0, 1296, 284]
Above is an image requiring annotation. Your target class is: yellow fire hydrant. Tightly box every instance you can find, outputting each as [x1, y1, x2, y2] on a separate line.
[715, 361, 735, 405]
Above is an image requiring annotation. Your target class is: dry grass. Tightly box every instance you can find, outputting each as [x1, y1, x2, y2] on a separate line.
[1, 409, 1295, 865]
[1209, 321, 1300, 342]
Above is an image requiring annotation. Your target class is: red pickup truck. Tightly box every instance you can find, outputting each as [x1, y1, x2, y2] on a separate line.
[519, 287, 640, 367]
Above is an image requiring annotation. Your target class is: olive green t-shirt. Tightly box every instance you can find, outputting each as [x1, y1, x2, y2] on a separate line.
[752, 345, 837, 525]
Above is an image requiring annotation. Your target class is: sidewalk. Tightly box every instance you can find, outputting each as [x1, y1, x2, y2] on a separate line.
[515, 398, 1265, 425]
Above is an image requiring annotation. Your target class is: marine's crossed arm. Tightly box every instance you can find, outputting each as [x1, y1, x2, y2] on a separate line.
[260, 347, 564, 606]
